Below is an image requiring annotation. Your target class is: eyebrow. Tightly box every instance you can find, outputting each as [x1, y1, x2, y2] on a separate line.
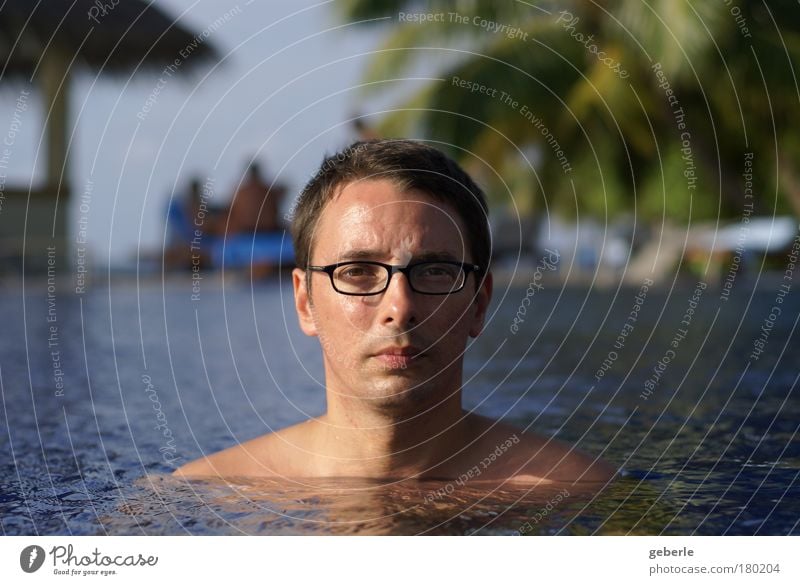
[337, 249, 462, 263]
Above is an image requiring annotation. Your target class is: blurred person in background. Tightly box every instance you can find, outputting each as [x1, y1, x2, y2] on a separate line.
[225, 161, 287, 235]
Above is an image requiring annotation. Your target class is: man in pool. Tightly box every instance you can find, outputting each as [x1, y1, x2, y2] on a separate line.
[175, 139, 615, 485]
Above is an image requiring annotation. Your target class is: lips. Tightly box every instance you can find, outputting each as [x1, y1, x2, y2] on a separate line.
[372, 345, 424, 368]
[374, 346, 422, 357]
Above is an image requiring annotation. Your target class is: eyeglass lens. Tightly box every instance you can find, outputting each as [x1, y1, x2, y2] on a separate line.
[332, 262, 466, 294]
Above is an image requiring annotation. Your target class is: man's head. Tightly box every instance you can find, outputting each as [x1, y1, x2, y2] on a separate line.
[290, 140, 493, 414]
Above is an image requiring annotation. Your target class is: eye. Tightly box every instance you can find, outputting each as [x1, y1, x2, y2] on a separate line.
[418, 263, 458, 279]
[337, 264, 381, 281]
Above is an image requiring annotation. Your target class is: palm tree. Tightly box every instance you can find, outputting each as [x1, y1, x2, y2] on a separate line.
[341, 0, 800, 228]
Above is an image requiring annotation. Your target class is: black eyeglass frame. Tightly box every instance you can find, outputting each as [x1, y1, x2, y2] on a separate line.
[306, 260, 482, 296]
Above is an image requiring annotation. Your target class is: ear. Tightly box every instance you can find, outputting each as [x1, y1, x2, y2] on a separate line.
[469, 271, 493, 338]
[293, 268, 318, 337]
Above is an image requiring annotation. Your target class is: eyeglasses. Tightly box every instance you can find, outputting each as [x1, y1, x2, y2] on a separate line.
[306, 260, 482, 296]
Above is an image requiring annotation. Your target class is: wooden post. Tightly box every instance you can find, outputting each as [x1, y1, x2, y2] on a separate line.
[40, 47, 71, 195]
[18, 46, 72, 283]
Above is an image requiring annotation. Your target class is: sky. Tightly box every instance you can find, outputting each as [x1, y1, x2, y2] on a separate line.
[2, 0, 392, 265]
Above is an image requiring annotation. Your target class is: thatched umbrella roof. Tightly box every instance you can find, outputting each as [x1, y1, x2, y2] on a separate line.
[0, 1, 221, 275]
[0, 0, 218, 77]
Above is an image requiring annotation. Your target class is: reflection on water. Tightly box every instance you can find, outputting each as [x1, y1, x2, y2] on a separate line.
[116, 475, 567, 535]
[1, 279, 798, 535]
[109, 475, 634, 535]
[93, 467, 794, 535]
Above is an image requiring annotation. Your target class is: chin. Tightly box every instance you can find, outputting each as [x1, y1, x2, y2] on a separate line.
[359, 377, 439, 413]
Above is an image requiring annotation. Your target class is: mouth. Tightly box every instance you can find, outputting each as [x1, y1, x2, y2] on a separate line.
[372, 346, 424, 369]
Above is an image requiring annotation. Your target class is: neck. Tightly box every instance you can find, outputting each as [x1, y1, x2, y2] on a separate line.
[316, 389, 471, 479]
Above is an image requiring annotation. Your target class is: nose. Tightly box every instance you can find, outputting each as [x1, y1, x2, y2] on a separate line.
[380, 270, 417, 328]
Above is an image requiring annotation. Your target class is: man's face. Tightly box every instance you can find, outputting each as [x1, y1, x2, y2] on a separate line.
[292, 179, 492, 413]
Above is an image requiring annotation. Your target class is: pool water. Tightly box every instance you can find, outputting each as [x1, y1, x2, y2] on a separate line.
[1, 273, 798, 535]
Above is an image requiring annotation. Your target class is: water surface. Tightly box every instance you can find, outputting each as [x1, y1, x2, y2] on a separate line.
[1, 274, 798, 535]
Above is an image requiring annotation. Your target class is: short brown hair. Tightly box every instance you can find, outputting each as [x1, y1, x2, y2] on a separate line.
[290, 139, 491, 273]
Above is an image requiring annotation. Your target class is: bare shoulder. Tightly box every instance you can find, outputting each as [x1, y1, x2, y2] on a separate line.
[172, 434, 276, 478]
[172, 421, 313, 479]
[467, 415, 617, 484]
[510, 429, 617, 484]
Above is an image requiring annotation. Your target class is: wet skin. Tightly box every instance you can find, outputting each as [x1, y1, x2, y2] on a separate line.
[175, 179, 616, 487]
